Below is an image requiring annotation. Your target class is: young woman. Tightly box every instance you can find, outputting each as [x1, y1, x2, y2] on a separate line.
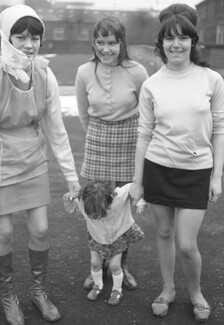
[0, 5, 80, 325]
[75, 14, 148, 291]
[64, 180, 145, 306]
[130, 3, 224, 323]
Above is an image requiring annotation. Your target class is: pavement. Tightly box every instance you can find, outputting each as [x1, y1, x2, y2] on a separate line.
[0, 86, 223, 325]
[59, 85, 78, 117]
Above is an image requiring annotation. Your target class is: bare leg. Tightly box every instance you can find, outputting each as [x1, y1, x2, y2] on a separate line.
[176, 208, 207, 304]
[27, 206, 49, 251]
[151, 204, 176, 301]
[0, 214, 13, 256]
[90, 250, 103, 287]
[87, 251, 103, 301]
[176, 208, 211, 321]
[108, 253, 123, 305]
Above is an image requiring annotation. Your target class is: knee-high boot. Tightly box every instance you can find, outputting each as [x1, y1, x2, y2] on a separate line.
[0, 252, 25, 325]
[29, 249, 61, 322]
[121, 248, 137, 290]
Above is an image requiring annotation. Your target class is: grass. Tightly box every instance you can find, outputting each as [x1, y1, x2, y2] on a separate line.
[46, 52, 160, 85]
[47, 53, 92, 85]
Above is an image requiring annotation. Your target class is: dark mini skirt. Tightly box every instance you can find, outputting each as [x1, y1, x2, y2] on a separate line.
[81, 114, 138, 181]
[0, 173, 50, 215]
[143, 160, 212, 209]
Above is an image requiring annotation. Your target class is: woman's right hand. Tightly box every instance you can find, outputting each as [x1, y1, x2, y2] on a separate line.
[130, 182, 144, 205]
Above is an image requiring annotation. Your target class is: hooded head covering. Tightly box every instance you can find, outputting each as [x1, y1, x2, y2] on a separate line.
[0, 5, 45, 83]
[0, 4, 45, 39]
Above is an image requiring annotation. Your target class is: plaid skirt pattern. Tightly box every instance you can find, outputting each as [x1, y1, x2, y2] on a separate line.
[81, 114, 138, 181]
[88, 223, 145, 260]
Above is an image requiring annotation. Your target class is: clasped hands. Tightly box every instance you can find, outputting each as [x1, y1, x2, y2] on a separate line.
[130, 182, 146, 214]
[67, 180, 81, 200]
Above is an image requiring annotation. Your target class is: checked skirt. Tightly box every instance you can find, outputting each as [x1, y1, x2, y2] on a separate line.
[81, 114, 138, 182]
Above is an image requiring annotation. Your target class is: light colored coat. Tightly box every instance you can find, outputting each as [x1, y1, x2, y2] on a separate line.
[0, 56, 78, 186]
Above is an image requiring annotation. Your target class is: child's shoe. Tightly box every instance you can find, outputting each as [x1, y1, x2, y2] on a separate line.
[87, 285, 102, 301]
[107, 290, 123, 306]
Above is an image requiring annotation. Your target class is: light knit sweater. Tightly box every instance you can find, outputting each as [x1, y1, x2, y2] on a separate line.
[137, 63, 224, 170]
[75, 60, 148, 131]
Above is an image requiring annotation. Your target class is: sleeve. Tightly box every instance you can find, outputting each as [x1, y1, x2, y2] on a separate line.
[136, 81, 155, 151]
[211, 74, 224, 135]
[131, 63, 149, 99]
[137, 64, 149, 90]
[75, 65, 90, 131]
[115, 183, 131, 201]
[41, 67, 78, 182]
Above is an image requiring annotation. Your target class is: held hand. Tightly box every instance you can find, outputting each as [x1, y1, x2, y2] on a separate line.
[136, 204, 145, 214]
[209, 176, 222, 202]
[67, 180, 81, 200]
[130, 182, 144, 206]
[136, 197, 147, 214]
[63, 192, 76, 213]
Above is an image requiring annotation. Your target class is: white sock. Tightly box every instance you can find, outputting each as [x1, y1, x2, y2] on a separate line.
[91, 269, 103, 290]
[112, 271, 123, 293]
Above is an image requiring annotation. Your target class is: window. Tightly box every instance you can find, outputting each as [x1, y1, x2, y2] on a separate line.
[53, 27, 65, 41]
[77, 28, 89, 41]
[216, 25, 224, 45]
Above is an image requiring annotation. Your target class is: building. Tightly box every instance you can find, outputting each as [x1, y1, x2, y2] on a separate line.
[197, 0, 224, 76]
[24, 0, 162, 75]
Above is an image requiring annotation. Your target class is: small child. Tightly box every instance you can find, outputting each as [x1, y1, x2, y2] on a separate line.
[63, 180, 145, 306]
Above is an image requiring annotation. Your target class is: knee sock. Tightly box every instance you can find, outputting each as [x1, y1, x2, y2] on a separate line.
[112, 271, 124, 293]
[91, 269, 103, 290]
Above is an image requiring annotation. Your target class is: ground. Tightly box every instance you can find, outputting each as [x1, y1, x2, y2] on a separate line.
[1, 116, 224, 325]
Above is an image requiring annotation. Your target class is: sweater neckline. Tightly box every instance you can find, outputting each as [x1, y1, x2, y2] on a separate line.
[97, 60, 135, 70]
[162, 63, 195, 78]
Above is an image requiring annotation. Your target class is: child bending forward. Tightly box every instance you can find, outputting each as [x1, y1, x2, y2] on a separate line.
[63, 180, 145, 306]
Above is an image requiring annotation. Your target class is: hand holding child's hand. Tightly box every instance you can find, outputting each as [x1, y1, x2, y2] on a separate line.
[136, 205, 145, 214]
[63, 192, 76, 213]
[136, 198, 147, 215]
[68, 180, 81, 200]
[130, 182, 143, 206]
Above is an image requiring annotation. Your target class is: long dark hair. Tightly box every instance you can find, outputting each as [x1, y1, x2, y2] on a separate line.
[155, 3, 209, 67]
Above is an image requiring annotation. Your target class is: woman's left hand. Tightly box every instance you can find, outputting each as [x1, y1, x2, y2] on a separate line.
[68, 180, 81, 199]
[209, 176, 222, 202]
[130, 182, 144, 206]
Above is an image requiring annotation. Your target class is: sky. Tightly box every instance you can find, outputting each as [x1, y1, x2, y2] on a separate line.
[3, 0, 204, 10]
[93, 0, 203, 10]
[54, 0, 204, 10]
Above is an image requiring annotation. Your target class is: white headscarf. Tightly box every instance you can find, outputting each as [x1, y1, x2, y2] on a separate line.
[0, 5, 45, 83]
